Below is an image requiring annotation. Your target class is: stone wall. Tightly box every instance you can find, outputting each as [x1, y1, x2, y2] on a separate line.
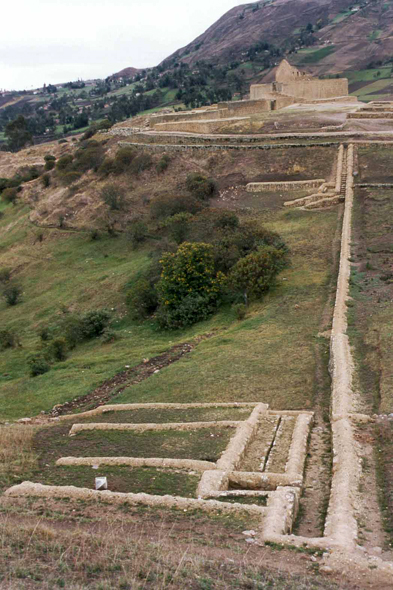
[250, 84, 274, 100]
[280, 79, 348, 100]
[151, 117, 250, 134]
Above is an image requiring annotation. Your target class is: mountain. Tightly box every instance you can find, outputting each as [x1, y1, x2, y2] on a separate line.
[112, 66, 141, 79]
[161, 0, 393, 75]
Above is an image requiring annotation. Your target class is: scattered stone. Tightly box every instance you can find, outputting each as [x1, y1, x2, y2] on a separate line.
[245, 537, 256, 544]
[320, 566, 333, 574]
[372, 546, 382, 555]
[242, 530, 257, 537]
[17, 418, 32, 424]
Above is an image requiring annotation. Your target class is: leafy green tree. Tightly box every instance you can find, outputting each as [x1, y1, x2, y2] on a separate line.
[5, 115, 33, 152]
[157, 242, 224, 328]
[230, 246, 287, 304]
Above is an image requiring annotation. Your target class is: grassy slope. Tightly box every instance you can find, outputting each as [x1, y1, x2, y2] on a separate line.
[0, 145, 338, 420]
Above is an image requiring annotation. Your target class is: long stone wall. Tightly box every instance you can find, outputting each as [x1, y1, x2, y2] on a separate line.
[280, 79, 348, 100]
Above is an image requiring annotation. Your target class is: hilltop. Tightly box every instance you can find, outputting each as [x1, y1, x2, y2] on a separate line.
[163, 0, 393, 75]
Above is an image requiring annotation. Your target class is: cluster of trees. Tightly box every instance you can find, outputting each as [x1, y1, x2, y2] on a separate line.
[125, 172, 289, 329]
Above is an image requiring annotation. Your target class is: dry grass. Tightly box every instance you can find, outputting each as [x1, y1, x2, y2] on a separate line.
[0, 426, 37, 491]
[0, 512, 342, 590]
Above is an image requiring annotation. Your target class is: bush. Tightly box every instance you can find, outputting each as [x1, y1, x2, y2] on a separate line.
[214, 211, 239, 230]
[56, 154, 74, 172]
[157, 242, 224, 328]
[90, 229, 101, 241]
[230, 246, 287, 303]
[150, 194, 202, 220]
[101, 183, 126, 211]
[233, 303, 247, 320]
[186, 173, 218, 200]
[130, 153, 153, 175]
[80, 310, 111, 339]
[3, 284, 22, 306]
[48, 337, 68, 362]
[127, 220, 148, 248]
[58, 309, 110, 348]
[98, 158, 116, 177]
[59, 171, 82, 186]
[126, 278, 158, 319]
[39, 326, 51, 342]
[74, 141, 105, 172]
[157, 293, 214, 329]
[100, 328, 118, 344]
[1, 187, 18, 205]
[113, 147, 137, 174]
[0, 268, 11, 283]
[164, 212, 192, 244]
[29, 355, 50, 377]
[0, 329, 19, 350]
[41, 173, 50, 188]
[156, 154, 171, 174]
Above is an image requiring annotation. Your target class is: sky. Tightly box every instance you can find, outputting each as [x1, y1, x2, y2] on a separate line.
[0, 0, 250, 91]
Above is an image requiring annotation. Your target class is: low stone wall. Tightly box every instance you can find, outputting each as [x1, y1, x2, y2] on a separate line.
[246, 179, 324, 193]
[4, 482, 267, 517]
[118, 141, 338, 153]
[57, 457, 216, 472]
[348, 112, 393, 119]
[152, 117, 250, 134]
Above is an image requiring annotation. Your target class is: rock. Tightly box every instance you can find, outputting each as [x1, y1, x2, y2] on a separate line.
[245, 537, 256, 544]
[17, 418, 32, 424]
[320, 566, 333, 574]
[372, 546, 383, 555]
[242, 530, 257, 537]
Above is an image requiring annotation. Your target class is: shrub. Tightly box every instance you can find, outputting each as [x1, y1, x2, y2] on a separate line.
[58, 309, 110, 348]
[56, 154, 74, 172]
[186, 173, 218, 200]
[39, 326, 51, 342]
[157, 293, 214, 329]
[150, 194, 202, 220]
[59, 171, 82, 186]
[164, 212, 192, 244]
[214, 211, 239, 230]
[0, 329, 19, 350]
[48, 337, 68, 362]
[29, 355, 50, 377]
[100, 328, 118, 344]
[156, 154, 171, 174]
[127, 220, 148, 248]
[101, 183, 126, 211]
[98, 158, 116, 177]
[130, 153, 153, 175]
[74, 141, 105, 172]
[80, 310, 111, 339]
[113, 147, 137, 174]
[58, 139, 68, 144]
[41, 173, 50, 188]
[157, 242, 224, 328]
[3, 284, 22, 306]
[45, 159, 56, 171]
[230, 246, 287, 303]
[233, 303, 247, 320]
[1, 187, 18, 205]
[0, 268, 11, 283]
[126, 278, 158, 319]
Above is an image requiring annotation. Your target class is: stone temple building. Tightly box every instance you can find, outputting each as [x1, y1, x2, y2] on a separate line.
[250, 59, 349, 105]
[149, 59, 353, 133]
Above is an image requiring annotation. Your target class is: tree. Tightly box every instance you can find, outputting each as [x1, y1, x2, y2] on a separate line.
[157, 242, 224, 328]
[230, 246, 287, 304]
[5, 115, 33, 152]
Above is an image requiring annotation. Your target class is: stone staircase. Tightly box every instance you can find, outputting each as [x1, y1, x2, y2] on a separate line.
[284, 144, 347, 210]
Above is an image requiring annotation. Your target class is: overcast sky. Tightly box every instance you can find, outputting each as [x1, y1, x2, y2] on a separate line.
[1, 0, 250, 91]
